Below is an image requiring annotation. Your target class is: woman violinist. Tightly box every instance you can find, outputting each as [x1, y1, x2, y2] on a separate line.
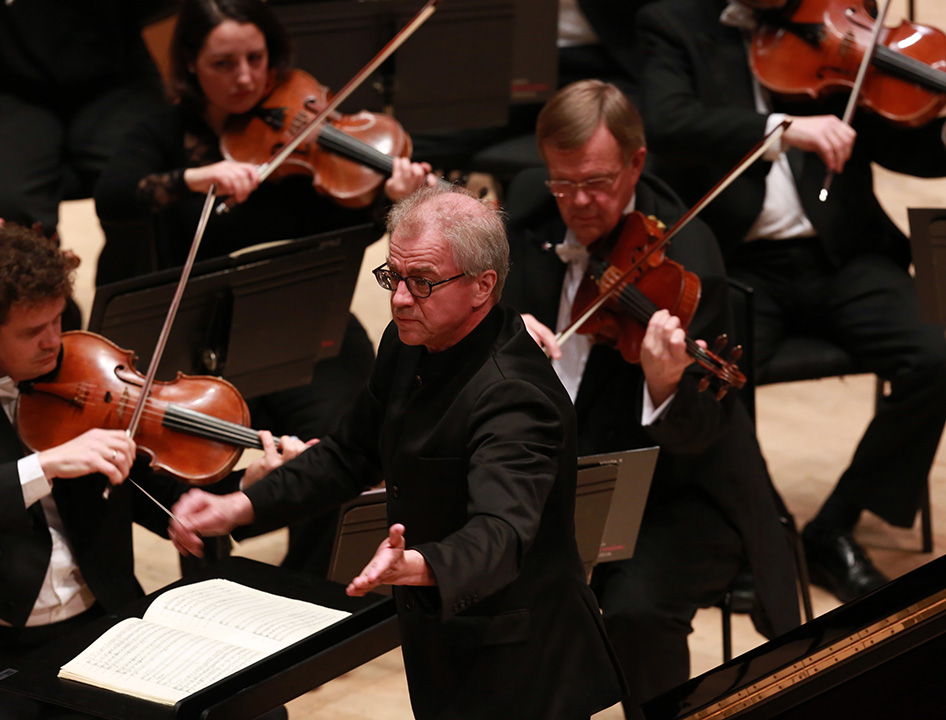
[94, 0, 431, 575]
[636, 0, 946, 605]
[94, 0, 433, 281]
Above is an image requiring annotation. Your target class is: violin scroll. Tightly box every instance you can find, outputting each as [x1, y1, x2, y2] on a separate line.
[697, 335, 746, 399]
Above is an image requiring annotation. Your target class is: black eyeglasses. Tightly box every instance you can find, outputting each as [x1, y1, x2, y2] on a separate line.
[372, 263, 467, 299]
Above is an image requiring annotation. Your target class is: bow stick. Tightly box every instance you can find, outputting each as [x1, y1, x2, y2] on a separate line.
[216, 0, 442, 214]
[819, 0, 892, 202]
[122, 0, 441, 515]
[556, 118, 792, 349]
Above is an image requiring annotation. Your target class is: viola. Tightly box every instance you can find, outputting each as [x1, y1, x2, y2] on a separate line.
[749, 0, 946, 127]
[570, 212, 745, 396]
[221, 69, 418, 208]
[16, 331, 265, 485]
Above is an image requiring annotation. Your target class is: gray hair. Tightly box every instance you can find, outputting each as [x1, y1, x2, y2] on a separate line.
[386, 185, 509, 299]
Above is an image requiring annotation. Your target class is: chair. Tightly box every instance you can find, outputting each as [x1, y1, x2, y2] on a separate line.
[717, 484, 815, 662]
[726, 278, 932, 553]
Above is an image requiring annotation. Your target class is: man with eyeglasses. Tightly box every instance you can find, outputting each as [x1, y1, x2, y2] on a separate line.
[168, 185, 626, 720]
[502, 80, 799, 720]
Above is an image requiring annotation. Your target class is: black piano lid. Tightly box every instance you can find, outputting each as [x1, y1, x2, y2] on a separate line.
[644, 552, 946, 720]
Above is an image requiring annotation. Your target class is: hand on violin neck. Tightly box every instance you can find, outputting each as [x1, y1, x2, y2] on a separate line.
[782, 115, 856, 174]
[384, 157, 437, 202]
[520, 313, 562, 360]
[184, 160, 261, 204]
[169, 488, 254, 558]
[641, 310, 699, 407]
[242, 430, 314, 488]
[37, 429, 136, 487]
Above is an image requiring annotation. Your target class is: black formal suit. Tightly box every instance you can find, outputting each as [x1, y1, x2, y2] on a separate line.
[571, 0, 659, 101]
[636, 0, 946, 529]
[0, 409, 184, 644]
[244, 304, 626, 720]
[502, 169, 799, 716]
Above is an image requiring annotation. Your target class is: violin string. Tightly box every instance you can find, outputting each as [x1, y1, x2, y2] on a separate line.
[614, 283, 730, 377]
[54, 381, 262, 447]
[873, 45, 946, 93]
[590, 255, 737, 376]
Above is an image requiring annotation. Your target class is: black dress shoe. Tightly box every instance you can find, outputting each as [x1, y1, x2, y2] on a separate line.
[803, 532, 888, 603]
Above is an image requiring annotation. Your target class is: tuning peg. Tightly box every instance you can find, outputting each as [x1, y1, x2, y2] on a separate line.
[711, 333, 729, 354]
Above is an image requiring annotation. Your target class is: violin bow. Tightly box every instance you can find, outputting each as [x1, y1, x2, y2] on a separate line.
[115, 187, 216, 517]
[556, 119, 792, 349]
[819, 0, 892, 202]
[216, 0, 442, 214]
[120, 2, 443, 509]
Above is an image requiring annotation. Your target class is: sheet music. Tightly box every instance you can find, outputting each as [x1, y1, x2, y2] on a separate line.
[58, 579, 352, 705]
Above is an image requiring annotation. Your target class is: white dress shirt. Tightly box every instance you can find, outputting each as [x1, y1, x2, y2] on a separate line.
[552, 197, 675, 424]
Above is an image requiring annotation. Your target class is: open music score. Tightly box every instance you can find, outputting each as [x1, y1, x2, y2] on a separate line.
[58, 580, 350, 706]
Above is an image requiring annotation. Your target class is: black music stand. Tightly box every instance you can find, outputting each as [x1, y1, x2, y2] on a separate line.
[326, 448, 659, 589]
[0, 557, 398, 720]
[908, 208, 946, 327]
[268, 0, 557, 133]
[579, 447, 659, 568]
[88, 223, 376, 401]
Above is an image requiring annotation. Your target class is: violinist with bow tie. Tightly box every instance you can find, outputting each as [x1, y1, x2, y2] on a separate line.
[501, 79, 800, 720]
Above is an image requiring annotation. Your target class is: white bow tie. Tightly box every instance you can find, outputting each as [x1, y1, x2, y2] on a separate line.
[720, 1, 757, 30]
[554, 242, 590, 264]
[0, 377, 17, 403]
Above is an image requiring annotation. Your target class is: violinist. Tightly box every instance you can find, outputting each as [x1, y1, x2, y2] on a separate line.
[94, 0, 434, 282]
[501, 80, 799, 720]
[637, 0, 946, 604]
[0, 221, 175, 719]
[94, 0, 433, 575]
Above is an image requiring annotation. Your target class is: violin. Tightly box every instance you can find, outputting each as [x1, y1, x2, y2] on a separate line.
[749, 0, 946, 127]
[221, 69, 421, 208]
[16, 332, 265, 485]
[570, 212, 746, 396]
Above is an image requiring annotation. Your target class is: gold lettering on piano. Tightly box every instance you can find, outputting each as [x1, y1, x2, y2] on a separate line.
[684, 588, 946, 719]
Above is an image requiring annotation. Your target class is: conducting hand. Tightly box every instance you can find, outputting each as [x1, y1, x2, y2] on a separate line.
[184, 161, 261, 203]
[783, 115, 856, 174]
[521, 313, 562, 360]
[346, 523, 435, 596]
[242, 431, 315, 488]
[168, 489, 254, 557]
[37, 429, 136, 486]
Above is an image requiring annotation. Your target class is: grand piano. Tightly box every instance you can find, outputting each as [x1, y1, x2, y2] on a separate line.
[644, 553, 946, 719]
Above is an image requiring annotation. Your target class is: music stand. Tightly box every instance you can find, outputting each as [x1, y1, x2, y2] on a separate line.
[327, 487, 390, 593]
[579, 447, 659, 567]
[0, 557, 398, 720]
[88, 223, 377, 400]
[269, 0, 557, 133]
[908, 208, 946, 326]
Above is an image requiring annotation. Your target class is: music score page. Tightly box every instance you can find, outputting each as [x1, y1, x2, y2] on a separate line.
[58, 579, 351, 706]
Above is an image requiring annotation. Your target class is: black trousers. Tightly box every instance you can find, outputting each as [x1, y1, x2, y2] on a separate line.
[729, 238, 946, 527]
[0, 82, 163, 234]
[590, 492, 745, 720]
